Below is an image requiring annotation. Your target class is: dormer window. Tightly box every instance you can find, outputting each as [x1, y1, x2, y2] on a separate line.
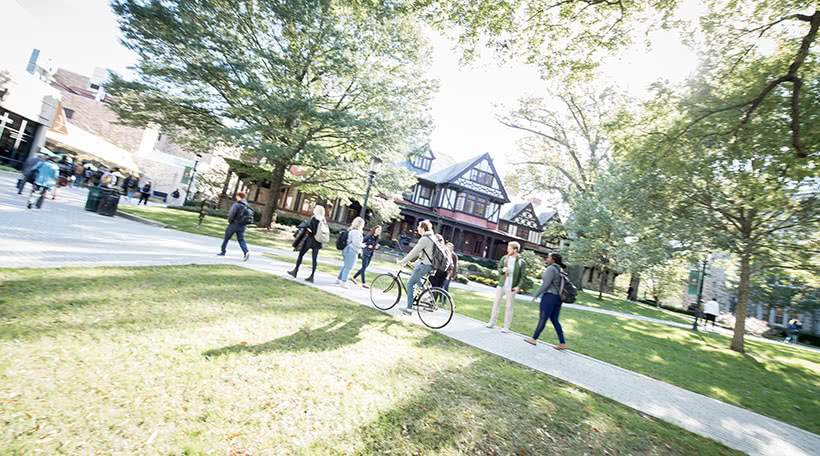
[411, 155, 431, 171]
[469, 169, 493, 186]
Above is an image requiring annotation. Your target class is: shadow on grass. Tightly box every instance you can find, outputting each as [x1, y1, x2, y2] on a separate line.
[202, 315, 400, 357]
[302, 351, 740, 456]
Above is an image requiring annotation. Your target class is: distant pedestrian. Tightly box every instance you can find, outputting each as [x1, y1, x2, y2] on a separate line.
[703, 297, 720, 328]
[216, 191, 251, 261]
[525, 252, 568, 351]
[487, 241, 526, 333]
[25, 156, 59, 210]
[73, 162, 85, 187]
[287, 205, 329, 283]
[336, 217, 365, 288]
[399, 231, 408, 250]
[784, 319, 802, 344]
[352, 225, 381, 288]
[17, 153, 43, 194]
[138, 182, 152, 205]
[443, 241, 457, 292]
[126, 175, 139, 200]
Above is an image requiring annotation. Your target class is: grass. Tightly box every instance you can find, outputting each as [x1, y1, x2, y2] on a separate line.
[571, 291, 694, 325]
[0, 265, 742, 455]
[0, 165, 20, 173]
[261, 253, 820, 433]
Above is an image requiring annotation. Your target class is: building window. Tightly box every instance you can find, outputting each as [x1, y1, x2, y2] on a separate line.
[455, 193, 465, 211]
[64, 108, 74, 119]
[464, 195, 475, 214]
[301, 196, 314, 213]
[469, 169, 493, 186]
[284, 188, 297, 211]
[507, 224, 516, 235]
[89, 83, 100, 90]
[412, 156, 431, 171]
[417, 186, 433, 206]
[517, 226, 529, 239]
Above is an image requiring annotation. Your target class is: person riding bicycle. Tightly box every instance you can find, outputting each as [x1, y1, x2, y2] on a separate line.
[396, 219, 436, 316]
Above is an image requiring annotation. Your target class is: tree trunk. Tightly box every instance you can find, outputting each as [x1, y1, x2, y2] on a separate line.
[220, 170, 232, 198]
[731, 253, 751, 353]
[259, 161, 287, 228]
[628, 274, 640, 301]
[597, 267, 605, 300]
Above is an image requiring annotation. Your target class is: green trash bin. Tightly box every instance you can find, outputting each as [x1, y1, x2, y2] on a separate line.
[85, 186, 104, 212]
[97, 189, 121, 217]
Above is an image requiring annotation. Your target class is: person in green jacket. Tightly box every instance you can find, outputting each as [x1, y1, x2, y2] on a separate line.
[486, 241, 526, 333]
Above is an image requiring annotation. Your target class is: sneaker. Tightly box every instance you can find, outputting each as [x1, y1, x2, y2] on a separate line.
[27, 202, 32, 209]
[554, 343, 569, 351]
[361, 283, 369, 289]
[287, 270, 297, 278]
[336, 278, 341, 284]
[485, 323, 494, 329]
[500, 328, 509, 334]
[350, 278, 358, 285]
[216, 252, 225, 256]
[340, 282, 348, 289]
[401, 308, 412, 316]
[305, 276, 314, 283]
[524, 338, 537, 345]
[243, 252, 250, 262]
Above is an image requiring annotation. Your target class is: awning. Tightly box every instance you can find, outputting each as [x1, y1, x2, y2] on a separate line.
[46, 121, 141, 173]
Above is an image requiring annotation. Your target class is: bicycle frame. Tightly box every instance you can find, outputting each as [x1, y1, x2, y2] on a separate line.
[387, 269, 432, 306]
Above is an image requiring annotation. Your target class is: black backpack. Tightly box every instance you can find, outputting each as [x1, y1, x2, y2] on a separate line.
[423, 238, 452, 273]
[336, 230, 349, 250]
[238, 204, 254, 225]
[551, 265, 577, 303]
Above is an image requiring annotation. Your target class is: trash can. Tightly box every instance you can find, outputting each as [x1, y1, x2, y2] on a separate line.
[97, 189, 121, 217]
[85, 186, 104, 212]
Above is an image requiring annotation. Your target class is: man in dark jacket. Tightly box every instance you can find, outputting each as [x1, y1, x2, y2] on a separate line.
[17, 153, 43, 194]
[217, 192, 250, 261]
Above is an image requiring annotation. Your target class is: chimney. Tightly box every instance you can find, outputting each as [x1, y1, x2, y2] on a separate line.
[527, 197, 541, 206]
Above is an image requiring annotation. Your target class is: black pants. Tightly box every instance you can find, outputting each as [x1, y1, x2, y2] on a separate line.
[352, 254, 373, 284]
[139, 193, 150, 205]
[532, 292, 565, 343]
[294, 242, 320, 277]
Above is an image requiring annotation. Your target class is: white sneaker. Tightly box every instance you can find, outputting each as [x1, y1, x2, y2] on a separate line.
[500, 328, 509, 334]
[486, 323, 494, 329]
[340, 282, 348, 288]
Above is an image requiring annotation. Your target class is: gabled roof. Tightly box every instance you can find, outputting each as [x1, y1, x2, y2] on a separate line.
[418, 152, 511, 202]
[397, 144, 449, 175]
[500, 202, 530, 222]
[538, 210, 559, 225]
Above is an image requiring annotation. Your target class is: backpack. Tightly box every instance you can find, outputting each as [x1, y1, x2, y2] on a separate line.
[423, 237, 452, 273]
[238, 203, 254, 225]
[551, 264, 577, 303]
[314, 218, 330, 244]
[335, 229, 349, 250]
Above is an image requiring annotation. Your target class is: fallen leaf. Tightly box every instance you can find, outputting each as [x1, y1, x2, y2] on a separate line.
[225, 433, 240, 440]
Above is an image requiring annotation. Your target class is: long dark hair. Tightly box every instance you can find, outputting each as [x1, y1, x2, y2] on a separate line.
[549, 252, 565, 268]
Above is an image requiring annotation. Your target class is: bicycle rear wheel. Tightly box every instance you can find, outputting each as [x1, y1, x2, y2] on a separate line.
[369, 273, 401, 310]
[416, 287, 454, 329]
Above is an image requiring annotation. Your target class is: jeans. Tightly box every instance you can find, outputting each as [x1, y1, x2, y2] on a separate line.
[220, 223, 248, 254]
[337, 245, 358, 282]
[405, 263, 433, 310]
[532, 292, 564, 343]
[139, 193, 150, 205]
[442, 278, 451, 292]
[353, 254, 373, 284]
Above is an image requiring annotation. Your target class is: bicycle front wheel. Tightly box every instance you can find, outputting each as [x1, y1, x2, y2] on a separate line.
[369, 273, 401, 310]
[416, 287, 454, 329]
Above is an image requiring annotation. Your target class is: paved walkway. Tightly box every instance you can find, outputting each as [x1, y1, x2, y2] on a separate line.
[1, 172, 818, 456]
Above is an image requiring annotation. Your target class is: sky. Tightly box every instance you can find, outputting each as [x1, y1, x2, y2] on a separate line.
[10, 0, 701, 201]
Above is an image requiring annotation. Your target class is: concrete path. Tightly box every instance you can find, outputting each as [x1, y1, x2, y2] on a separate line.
[1, 172, 818, 456]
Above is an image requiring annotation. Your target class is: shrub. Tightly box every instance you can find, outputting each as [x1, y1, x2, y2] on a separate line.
[275, 215, 304, 227]
[457, 254, 497, 269]
[467, 275, 499, 287]
[455, 276, 469, 284]
[379, 239, 398, 249]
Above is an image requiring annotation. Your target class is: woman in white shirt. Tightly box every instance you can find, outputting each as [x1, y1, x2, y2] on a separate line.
[337, 217, 365, 288]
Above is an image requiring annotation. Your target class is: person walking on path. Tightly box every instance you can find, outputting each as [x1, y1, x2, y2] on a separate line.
[25, 156, 60, 210]
[138, 182, 152, 205]
[396, 220, 436, 316]
[487, 241, 526, 333]
[287, 205, 329, 283]
[17, 153, 43, 194]
[351, 225, 381, 288]
[525, 252, 568, 350]
[703, 297, 720, 329]
[216, 191, 251, 261]
[336, 217, 365, 288]
[784, 318, 803, 344]
[443, 241, 458, 292]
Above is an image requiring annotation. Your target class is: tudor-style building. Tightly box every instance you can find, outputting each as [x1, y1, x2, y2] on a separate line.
[384, 151, 517, 260]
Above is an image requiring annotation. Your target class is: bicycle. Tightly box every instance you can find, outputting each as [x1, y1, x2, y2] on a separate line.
[369, 266, 454, 329]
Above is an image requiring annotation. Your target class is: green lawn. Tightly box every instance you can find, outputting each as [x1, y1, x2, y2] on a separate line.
[572, 291, 695, 325]
[0, 165, 19, 173]
[263, 253, 820, 433]
[0, 266, 742, 455]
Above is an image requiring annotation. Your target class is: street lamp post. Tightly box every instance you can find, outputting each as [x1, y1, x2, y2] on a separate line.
[359, 155, 383, 219]
[185, 153, 203, 201]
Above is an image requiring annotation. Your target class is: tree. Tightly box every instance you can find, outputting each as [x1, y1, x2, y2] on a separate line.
[643, 259, 688, 307]
[108, 0, 435, 227]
